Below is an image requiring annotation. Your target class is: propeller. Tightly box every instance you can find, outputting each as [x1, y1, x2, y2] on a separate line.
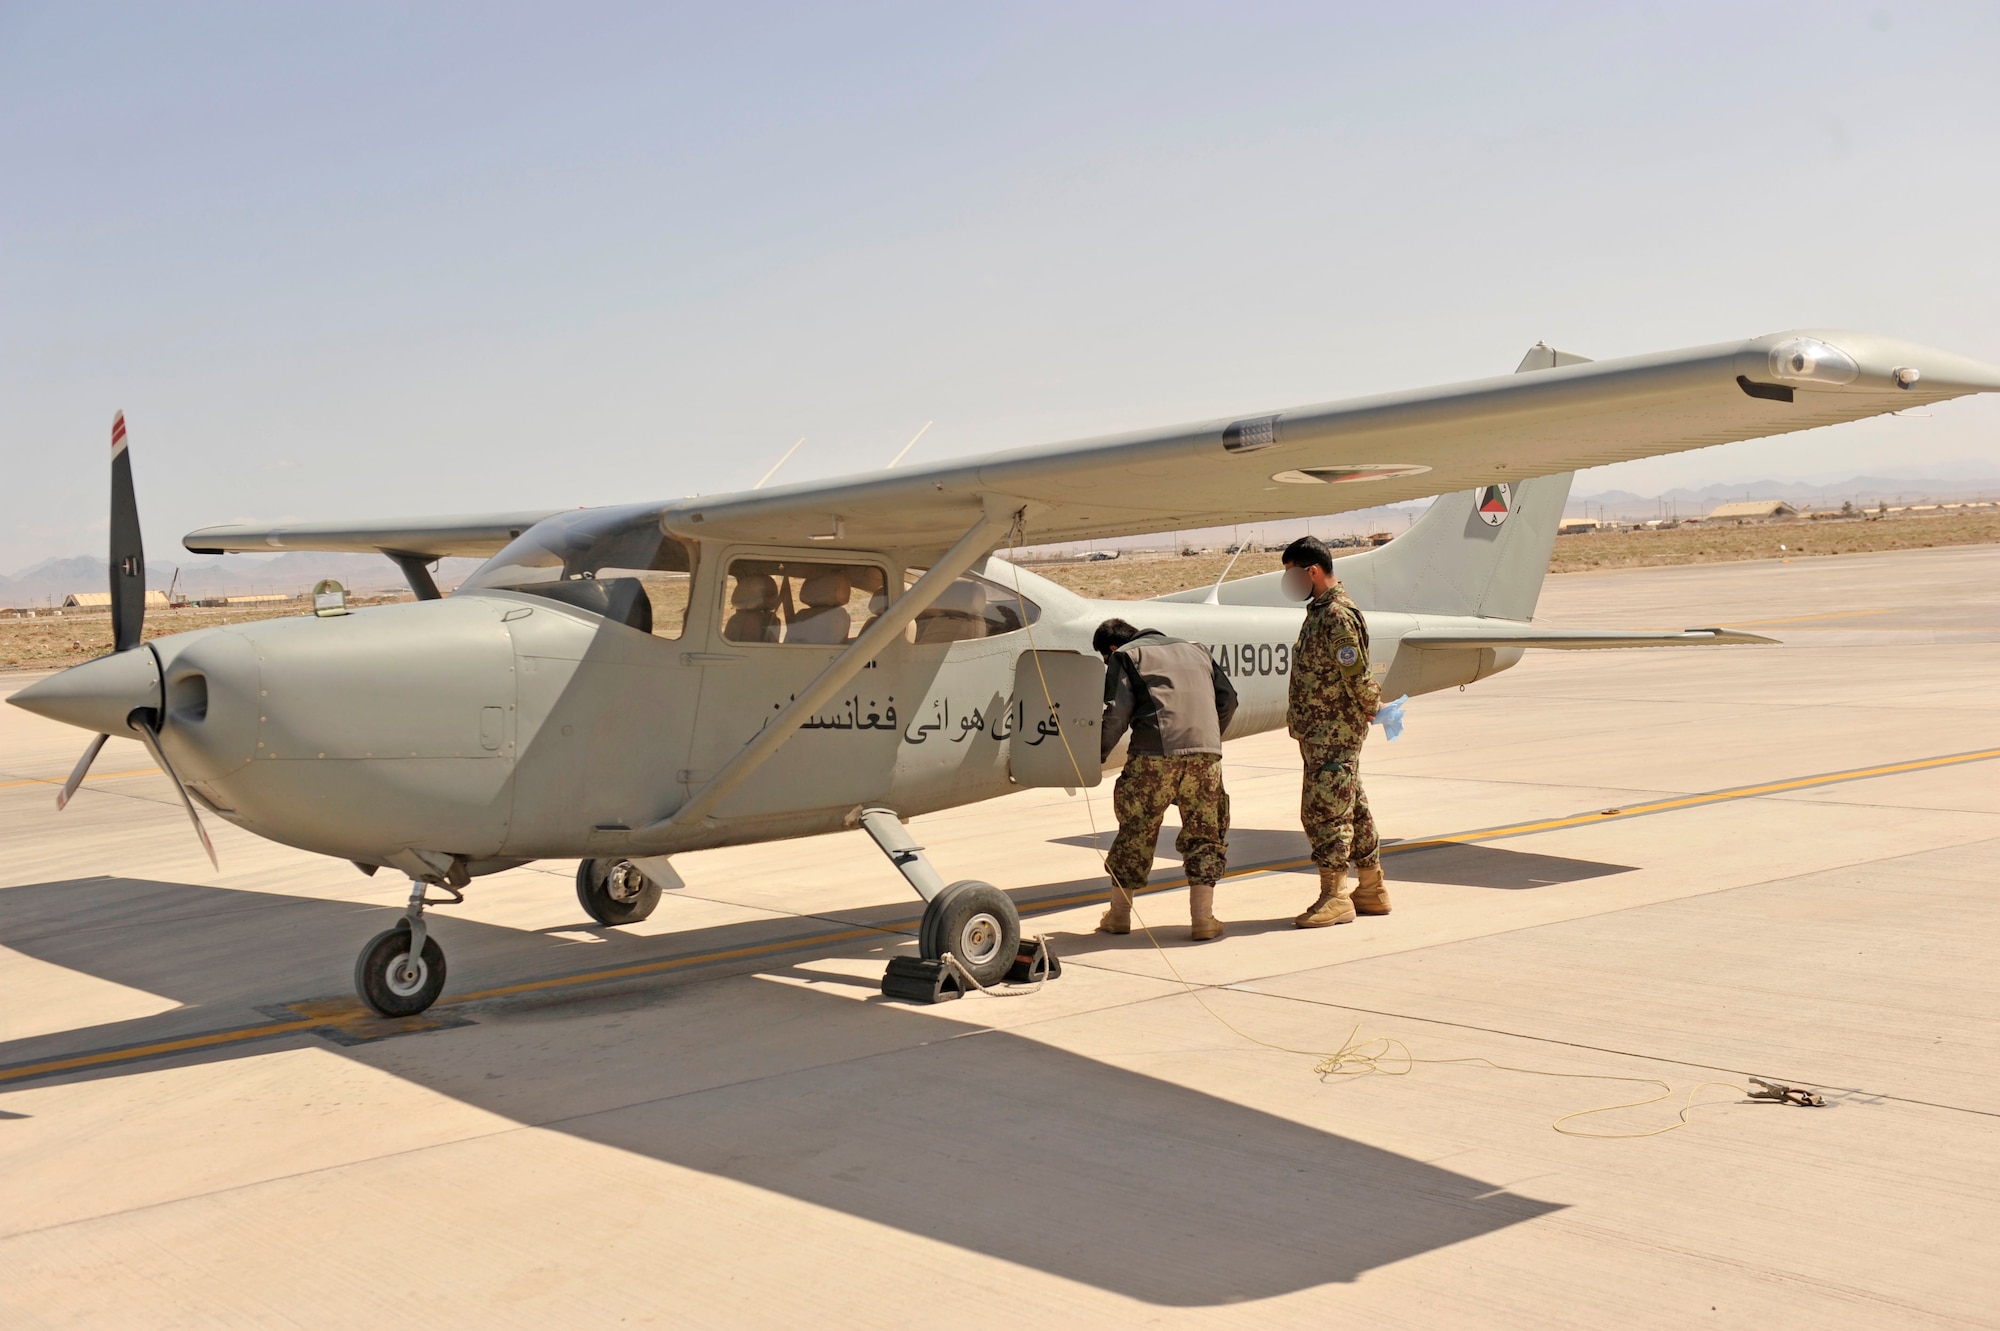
[51, 412, 219, 868]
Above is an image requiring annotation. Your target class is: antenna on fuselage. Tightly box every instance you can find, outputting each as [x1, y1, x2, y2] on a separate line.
[754, 437, 806, 489]
[886, 421, 932, 468]
[1202, 546, 1245, 605]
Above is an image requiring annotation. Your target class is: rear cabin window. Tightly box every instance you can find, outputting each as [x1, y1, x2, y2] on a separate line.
[907, 570, 1039, 645]
[722, 559, 890, 645]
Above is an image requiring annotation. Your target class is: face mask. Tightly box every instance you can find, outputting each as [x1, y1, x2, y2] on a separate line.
[1280, 567, 1315, 601]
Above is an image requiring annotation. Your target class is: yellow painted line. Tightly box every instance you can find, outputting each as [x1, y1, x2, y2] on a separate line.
[449, 925, 894, 1003]
[0, 767, 160, 791]
[1016, 745, 2000, 906]
[4, 744, 1997, 1087]
[0, 1019, 320, 1083]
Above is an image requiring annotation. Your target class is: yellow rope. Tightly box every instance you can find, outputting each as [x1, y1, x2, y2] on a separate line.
[998, 521, 1750, 1139]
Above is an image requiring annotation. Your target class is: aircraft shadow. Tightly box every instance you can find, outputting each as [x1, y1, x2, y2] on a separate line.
[0, 876, 1559, 1304]
[1051, 827, 1636, 890]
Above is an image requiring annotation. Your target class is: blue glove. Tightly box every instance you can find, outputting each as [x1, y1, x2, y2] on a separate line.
[1374, 694, 1408, 742]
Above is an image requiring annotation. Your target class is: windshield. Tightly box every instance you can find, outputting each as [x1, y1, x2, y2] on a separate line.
[458, 505, 694, 638]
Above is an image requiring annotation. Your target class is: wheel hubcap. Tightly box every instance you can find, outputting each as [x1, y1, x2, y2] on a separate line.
[959, 912, 1003, 967]
[386, 951, 428, 997]
[606, 862, 646, 904]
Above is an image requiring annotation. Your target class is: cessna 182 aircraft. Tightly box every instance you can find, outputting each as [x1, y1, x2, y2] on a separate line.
[13, 329, 2000, 1014]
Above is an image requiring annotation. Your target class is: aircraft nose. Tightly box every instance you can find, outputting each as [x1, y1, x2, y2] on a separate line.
[7, 646, 162, 736]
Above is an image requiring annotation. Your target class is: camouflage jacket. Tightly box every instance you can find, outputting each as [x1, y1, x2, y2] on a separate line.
[1287, 582, 1381, 747]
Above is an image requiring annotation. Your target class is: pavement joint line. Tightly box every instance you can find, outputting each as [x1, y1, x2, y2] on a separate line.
[4, 744, 1997, 1088]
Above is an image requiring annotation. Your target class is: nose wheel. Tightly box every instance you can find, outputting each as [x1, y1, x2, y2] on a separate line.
[354, 921, 447, 1017]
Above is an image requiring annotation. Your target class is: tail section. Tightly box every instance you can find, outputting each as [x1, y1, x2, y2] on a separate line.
[1157, 342, 1590, 622]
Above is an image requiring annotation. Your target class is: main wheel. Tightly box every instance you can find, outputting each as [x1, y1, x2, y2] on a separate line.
[355, 923, 447, 1017]
[920, 880, 1021, 988]
[576, 858, 662, 925]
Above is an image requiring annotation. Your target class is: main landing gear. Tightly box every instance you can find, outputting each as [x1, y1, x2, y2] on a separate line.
[858, 807, 1053, 1002]
[576, 857, 663, 926]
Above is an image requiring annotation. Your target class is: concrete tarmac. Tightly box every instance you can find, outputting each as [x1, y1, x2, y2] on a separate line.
[2, 545, 1997, 1328]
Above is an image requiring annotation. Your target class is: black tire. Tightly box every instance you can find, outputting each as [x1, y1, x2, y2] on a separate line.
[576, 858, 662, 926]
[919, 880, 1021, 988]
[355, 923, 447, 1017]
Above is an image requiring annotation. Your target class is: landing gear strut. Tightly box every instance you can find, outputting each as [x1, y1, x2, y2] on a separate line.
[355, 878, 450, 1016]
[858, 806, 1046, 1000]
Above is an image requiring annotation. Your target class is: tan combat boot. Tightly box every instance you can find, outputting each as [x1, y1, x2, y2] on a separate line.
[1352, 862, 1392, 915]
[1296, 864, 1357, 928]
[1188, 881, 1225, 941]
[1098, 879, 1133, 935]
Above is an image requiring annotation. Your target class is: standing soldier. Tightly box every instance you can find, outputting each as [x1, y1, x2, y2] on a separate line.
[1279, 536, 1390, 927]
[1094, 618, 1240, 941]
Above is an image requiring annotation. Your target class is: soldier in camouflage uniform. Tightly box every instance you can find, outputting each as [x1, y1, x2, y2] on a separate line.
[1094, 618, 1239, 940]
[1279, 536, 1390, 927]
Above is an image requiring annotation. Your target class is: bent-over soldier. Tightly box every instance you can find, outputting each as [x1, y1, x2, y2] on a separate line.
[1094, 618, 1240, 941]
[1279, 536, 1389, 927]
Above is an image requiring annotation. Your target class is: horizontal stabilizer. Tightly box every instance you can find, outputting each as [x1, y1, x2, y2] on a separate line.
[1399, 626, 1777, 650]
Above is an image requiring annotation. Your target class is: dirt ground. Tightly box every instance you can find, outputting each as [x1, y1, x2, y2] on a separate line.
[7, 509, 1996, 672]
[1024, 507, 2000, 597]
[0, 596, 414, 671]
[1540, 507, 2000, 572]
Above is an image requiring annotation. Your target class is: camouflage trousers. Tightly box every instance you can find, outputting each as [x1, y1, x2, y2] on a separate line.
[1107, 754, 1231, 894]
[1299, 741, 1380, 872]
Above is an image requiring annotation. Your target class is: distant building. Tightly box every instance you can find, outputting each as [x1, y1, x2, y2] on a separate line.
[1558, 518, 1603, 535]
[1707, 500, 1798, 522]
[61, 590, 170, 609]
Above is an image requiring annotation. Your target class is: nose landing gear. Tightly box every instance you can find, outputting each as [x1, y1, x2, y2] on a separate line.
[354, 876, 459, 1017]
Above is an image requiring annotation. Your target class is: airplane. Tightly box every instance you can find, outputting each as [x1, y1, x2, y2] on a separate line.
[12, 329, 1999, 1016]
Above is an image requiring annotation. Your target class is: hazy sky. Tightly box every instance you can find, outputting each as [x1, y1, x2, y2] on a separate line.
[4, 2, 1997, 574]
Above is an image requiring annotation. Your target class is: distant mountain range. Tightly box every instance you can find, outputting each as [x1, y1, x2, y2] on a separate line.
[0, 551, 482, 608]
[1568, 472, 2000, 520]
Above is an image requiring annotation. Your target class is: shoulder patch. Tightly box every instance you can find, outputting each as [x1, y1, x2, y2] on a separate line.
[1336, 644, 1359, 666]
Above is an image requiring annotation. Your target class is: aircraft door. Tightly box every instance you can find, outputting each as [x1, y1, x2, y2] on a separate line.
[682, 553, 904, 821]
[1008, 651, 1103, 788]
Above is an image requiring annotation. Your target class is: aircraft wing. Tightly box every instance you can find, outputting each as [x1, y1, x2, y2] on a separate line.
[183, 511, 564, 559]
[1400, 626, 1778, 650]
[659, 328, 2000, 554]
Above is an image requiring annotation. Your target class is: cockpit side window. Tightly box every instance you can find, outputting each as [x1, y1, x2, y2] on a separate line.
[721, 559, 889, 645]
[458, 506, 696, 640]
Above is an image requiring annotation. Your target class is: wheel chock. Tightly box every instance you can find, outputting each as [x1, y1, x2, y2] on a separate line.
[881, 955, 964, 1004]
[1005, 935, 1061, 984]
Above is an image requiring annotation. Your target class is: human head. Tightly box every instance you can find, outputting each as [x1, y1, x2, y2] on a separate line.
[1279, 535, 1336, 601]
[1092, 617, 1142, 659]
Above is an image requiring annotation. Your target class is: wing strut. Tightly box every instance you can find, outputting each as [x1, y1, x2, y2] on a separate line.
[634, 500, 1018, 847]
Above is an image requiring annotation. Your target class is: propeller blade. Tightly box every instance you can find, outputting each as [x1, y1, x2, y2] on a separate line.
[55, 733, 111, 810]
[109, 411, 146, 654]
[133, 716, 218, 870]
